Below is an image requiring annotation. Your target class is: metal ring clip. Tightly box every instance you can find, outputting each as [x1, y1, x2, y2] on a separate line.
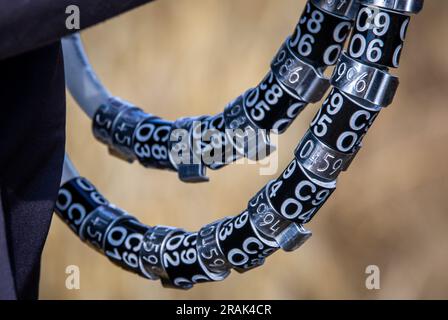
[248, 181, 312, 252]
[331, 52, 399, 109]
[196, 217, 232, 280]
[223, 93, 276, 161]
[169, 117, 209, 183]
[295, 129, 356, 181]
[271, 39, 330, 104]
[139, 226, 185, 281]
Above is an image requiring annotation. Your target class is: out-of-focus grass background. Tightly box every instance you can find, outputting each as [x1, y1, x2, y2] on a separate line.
[40, 0, 448, 299]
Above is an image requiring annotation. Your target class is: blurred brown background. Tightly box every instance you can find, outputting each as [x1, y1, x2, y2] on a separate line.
[40, 0, 448, 299]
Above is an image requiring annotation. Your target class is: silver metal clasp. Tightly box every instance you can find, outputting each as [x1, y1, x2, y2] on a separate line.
[295, 129, 357, 181]
[248, 181, 312, 252]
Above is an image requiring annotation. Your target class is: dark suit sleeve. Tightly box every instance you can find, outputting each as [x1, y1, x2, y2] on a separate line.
[0, 0, 154, 60]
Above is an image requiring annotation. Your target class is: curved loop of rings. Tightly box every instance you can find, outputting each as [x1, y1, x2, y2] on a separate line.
[61, 32, 314, 183]
[57, 0, 423, 290]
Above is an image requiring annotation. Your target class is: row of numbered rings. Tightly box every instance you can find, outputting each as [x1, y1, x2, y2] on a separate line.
[91, 0, 361, 183]
[57, 0, 423, 289]
[55, 176, 312, 289]
[249, 0, 423, 236]
[292, 0, 423, 186]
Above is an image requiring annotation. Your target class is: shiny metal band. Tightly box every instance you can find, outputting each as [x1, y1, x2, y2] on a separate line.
[177, 163, 208, 183]
[92, 98, 129, 146]
[248, 181, 312, 252]
[331, 52, 399, 108]
[196, 217, 232, 280]
[271, 40, 330, 104]
[360, 0, 424, 14]
[311, 0, 360, 20]
[223, 93, 276, 161]
[139, 226, 184, 281]
[106, 99, 134, 161]
[295, 129, 356, 181]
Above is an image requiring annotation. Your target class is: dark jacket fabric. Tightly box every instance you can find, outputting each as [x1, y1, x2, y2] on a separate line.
[0, 0, 153, 300]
